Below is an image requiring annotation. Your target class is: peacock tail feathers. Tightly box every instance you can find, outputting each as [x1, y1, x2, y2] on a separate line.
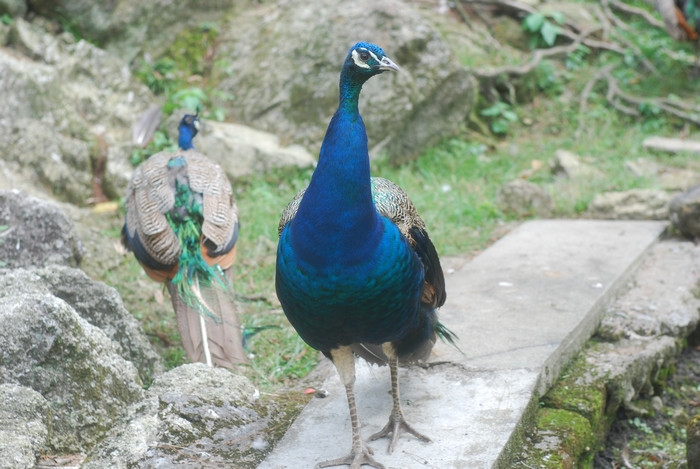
[165, 164, 232, 321]
[435, 320, 461, 352]
[686, 0, 700, 27]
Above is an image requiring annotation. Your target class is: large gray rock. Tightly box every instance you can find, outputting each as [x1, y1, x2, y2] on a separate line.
[1, 18, 154, 203]
[26, 0, 248, 62]
[587, 189, 672, 220]
[670, 184, 700, 240]
[216, 0, 477, 164]
[497, 179, 553, 217]
[161, 112, 316, 179]
[83, 364, 296, 469]
[0, 384, 50, 469]
[0, 269, 145, 453]
[0, 0, 26, 16]
[0, 190, 84, 269]
[34, 265, 165, 382]
[550, 149, 602, 179]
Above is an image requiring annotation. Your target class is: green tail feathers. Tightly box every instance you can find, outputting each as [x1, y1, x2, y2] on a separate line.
[167, 179, 232, 321]
[687, 0, 700, 27]
[435, 320, 462, 354]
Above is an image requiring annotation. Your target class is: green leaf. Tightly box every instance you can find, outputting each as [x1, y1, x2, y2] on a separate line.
[549, 12, 565, 25]
[540, 21, 559, 46]
[524, 13, 545, 32]
[211, 107, 226, 122]
[503, 110, 519, 122]
[480, 104, 504, 117]
[491, 120, 509, 134]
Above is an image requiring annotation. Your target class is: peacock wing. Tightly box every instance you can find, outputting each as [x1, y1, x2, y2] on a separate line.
[125, 151, 181, 267]
[371, 177, 446, 309]
[277, 187, 306, 237]
[185, 152, 239, 266]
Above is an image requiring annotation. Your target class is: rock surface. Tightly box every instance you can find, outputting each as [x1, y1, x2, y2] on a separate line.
[550, 149, 602, 179]
[587, 189, 672, 220]
[215, 0, 477, 163]
[0, 269, 145, 453]
[670, 184, 700, 240]
[497, 178, 553, 217]
[34, 265, 165, 382]
[0, 190, 84, 268]
[82, 364, 295, 469]
[0, 384, 49, 469]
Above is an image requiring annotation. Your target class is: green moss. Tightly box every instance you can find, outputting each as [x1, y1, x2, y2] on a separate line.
[531, 408, 595, 469]
[542, 355, 612, 439]
[165, 23, 220, 79]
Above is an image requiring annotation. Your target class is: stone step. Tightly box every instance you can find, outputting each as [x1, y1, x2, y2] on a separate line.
[257, 219, 668, 469]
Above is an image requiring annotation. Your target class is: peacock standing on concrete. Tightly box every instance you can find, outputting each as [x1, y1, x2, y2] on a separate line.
[276, 42, 456, 469]
[122, 112, 248, 369]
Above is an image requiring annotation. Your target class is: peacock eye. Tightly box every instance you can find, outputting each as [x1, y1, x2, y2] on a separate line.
[359, 51, 370, 61]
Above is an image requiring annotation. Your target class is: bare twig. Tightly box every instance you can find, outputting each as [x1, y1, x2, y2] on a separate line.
[608, 0, 666, 29]
[579, 65, 700, 129]
[474, 29, 595, 78]
[601, 0, 632, 31]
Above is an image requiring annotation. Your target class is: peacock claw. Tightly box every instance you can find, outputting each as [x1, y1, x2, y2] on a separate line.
[315, 443, 385, 469]
[370, 414, 431, 454]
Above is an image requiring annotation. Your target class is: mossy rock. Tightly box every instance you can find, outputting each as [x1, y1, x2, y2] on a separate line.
[530, 408, 596, 469]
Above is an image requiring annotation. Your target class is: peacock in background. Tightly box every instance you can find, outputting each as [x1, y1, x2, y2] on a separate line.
[122, 111, 248, 369]
[653, 0, 700, 41]
[275, 42, 457, 469]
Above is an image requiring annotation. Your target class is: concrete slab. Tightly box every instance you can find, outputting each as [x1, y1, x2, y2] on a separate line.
[258, 220, 668, 469]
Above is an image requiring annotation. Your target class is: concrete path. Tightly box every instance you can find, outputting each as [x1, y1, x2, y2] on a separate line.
[258, 219, 668, 469]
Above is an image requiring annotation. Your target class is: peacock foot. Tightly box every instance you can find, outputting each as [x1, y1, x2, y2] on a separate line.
[315, 442, 386, 469]
[369, 413, 431, 454]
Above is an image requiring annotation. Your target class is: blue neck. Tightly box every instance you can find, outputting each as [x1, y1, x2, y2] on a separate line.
[290, 68, 380, 266]
[178, 126, 196, 150]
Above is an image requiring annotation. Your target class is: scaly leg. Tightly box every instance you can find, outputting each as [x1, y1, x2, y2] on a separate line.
[369, 343, 431, 454]
[316, 346, 386, 469]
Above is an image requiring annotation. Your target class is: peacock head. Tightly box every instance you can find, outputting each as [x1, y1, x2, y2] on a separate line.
[343, 42, 400, 81]
[177, 111, 201, 150]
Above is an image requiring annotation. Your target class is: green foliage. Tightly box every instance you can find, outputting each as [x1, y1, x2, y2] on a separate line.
[1, 14, 12, 25]
[565, 45, 591, 71]
[134, 23, 233, 125]
[522, 12, 565, 48]
[166, 22, 220, 77]
[534, 60, 563, 95]
[480, 101, 519, 135]
[136, 58, 178, 95]
[162, 87, 232, 122]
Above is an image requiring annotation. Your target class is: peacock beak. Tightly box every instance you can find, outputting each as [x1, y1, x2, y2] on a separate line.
[378, 56, 400, 72]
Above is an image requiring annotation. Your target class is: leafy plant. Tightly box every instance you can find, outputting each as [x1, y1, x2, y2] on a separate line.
[480, 101, 519, 135]
[163, 87, 230, 122]
[565, 45, 591, 71]
[523, 12, 565, 48]
[136, 58, 178, 95]
[1, 14, 12, 25]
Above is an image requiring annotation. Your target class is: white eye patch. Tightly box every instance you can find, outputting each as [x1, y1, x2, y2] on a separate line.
[351, 49, 381, 69]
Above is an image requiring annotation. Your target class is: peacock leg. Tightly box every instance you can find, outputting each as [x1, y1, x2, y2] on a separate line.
[369, 343, 431, 454]
[316, 346, 385, 469]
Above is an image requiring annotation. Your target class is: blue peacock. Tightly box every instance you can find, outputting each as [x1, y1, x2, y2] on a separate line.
[122, 112, 248, 369]
[276, 42, 457, 469]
